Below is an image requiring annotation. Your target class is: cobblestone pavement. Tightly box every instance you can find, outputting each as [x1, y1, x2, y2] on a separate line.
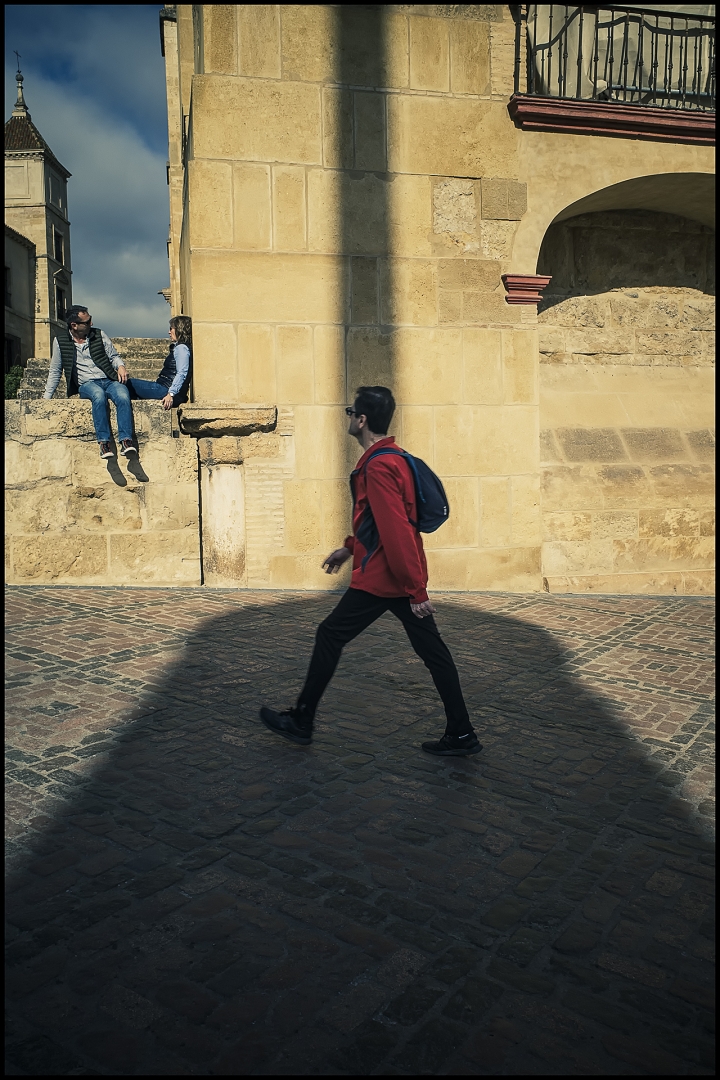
[5, 587, 715, 1076]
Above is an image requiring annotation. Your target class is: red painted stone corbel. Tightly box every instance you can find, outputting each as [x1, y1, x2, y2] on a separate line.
[502, 274, 552, 304]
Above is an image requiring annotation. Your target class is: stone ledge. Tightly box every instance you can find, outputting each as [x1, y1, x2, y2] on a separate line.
[5, 399, 175, 440]
[178, 403, 277, 438]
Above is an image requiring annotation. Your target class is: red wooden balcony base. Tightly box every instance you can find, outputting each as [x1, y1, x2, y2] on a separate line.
[508, 95, 715, 146]
[502, 274, 552, 305]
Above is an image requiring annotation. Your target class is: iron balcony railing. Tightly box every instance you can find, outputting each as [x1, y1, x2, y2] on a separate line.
[514, 5, 716, 112]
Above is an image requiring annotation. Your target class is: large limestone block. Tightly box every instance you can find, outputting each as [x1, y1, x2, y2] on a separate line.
[293, 406, 347, 480]
[613, 536, 715, 573]
[542, 512, 593, 542]
[233, 164, 272, 251]
[434, 405, 538, 476]
[387, 96, 517, 178]
[269, 554, 341, 590]
[188, 161, 233, 248]
[280, 5, 337, 82]
[277, 325, 314, 405]
[203, 4, 238, 74]
[543, 540, 614, 576]
[480, 476, 511, 548]
[463, 328, 503, 405]
[450, 18, 490, 95]
[6, 483, 144, 535]
[502, 330, 538, 405]
[192, 76, 322, 165]
[393, 328, 463, 405]
[592, 510, 638, 540]
[273, 166, 307, 251]
[540, 392, 630, 429]
[192, 252, 346, 324]
[6, 439, 72, 484]
[308, 170, 390, 256]
[648, 464, 715, 508]
[347, 328, 393, 390]
[320, 478, 353, 548]
[21, 399, 96, 438]
[398, 406, 434, 464]
[237, 324, 276, 404]
[11, 535, 108, 583]
[511, 474, 542, 546]
[387, 174, 433, 258]
[5, 402, 21, 437]
[409, 16, 449, 92]
[381, 260, 438, 327]
[545, 570, 715, 596]
[423, 476, 479, 549]
[193, 323, 238, 402]
[109, 531, 201, 585]
[322, 87, 353, 170]
[426, 546, 541, 591]
[354, 91, 386, 172]
[314, 325, 346, 406]
[283, 479, 324, 553]
[639, 508, 701, 539]
[179, 404, 277, 438]
[622, 428, 688, 462]
[143, 483, 199, 531]
[238, 5, 280, 78]
[351, 258, 379, 326]
[542, 464, 650, 512]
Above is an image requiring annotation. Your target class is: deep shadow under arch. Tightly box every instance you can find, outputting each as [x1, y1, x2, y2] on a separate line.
[5, 587, 715, 1075]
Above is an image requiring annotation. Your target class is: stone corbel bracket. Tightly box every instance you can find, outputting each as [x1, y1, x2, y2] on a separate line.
[502, 274, 552, 305]
[177, 404, 277, 438]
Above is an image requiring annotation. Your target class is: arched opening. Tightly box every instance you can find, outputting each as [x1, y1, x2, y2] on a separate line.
[535, 182, 715, 595]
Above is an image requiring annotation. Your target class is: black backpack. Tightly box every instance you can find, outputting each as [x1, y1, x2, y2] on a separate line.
[350, 447, 450, 533]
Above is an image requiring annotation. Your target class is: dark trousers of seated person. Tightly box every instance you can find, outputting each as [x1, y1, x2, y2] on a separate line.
[297, 588, 473, 737]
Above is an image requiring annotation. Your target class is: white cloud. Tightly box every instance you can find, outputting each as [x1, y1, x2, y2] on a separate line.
[5, 6, 171, 337]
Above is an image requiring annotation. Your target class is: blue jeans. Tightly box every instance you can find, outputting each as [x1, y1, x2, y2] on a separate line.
[127, 378, 185, 407]
[79, 378, 133, 443]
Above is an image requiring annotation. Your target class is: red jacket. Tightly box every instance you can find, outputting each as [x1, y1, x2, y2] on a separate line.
[344, 437, 429, 604]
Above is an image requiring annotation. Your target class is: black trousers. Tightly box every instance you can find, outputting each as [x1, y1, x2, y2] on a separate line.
[297, 588, 473, 736]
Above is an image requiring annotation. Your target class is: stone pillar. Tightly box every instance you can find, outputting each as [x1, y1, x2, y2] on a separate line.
[197, 437, 246, 586]
[178, 404, 277, 588]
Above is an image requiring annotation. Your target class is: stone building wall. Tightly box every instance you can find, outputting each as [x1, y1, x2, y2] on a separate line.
[167, 3, 545, 592]
[5, 400, 201, 586]
[538, 210, 715, 593]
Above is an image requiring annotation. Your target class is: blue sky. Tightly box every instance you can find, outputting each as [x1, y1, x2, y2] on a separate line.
[5, 5, 171, 337]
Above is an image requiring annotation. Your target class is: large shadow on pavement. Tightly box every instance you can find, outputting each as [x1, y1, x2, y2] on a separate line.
[5, 592, 715, 1076]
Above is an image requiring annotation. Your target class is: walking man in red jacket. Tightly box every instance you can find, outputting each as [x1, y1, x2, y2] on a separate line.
[260, 386, 481, 757]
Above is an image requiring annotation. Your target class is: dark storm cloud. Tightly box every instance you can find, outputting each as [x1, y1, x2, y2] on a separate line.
[5, 5, 171, 337]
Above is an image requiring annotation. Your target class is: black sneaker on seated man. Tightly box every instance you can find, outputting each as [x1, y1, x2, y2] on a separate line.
[259, 704, 313, 745]
[120, 438, 137, 456]
[99, 440, 114, 459]
[422, 732, 482, 757]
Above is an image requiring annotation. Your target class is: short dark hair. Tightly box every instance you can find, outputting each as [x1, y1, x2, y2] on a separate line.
[354, 386, 395, 435]
[65, 305, 89, 327]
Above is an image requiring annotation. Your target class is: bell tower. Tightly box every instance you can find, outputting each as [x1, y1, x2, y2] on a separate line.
[5, 66, 72, 358]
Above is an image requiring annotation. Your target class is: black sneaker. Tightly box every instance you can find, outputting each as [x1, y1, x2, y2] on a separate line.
[259, 705, 313, 745]
[99, 441, 114, 459]
[422, 733, 482, 757]
[120, 439, 137, 456]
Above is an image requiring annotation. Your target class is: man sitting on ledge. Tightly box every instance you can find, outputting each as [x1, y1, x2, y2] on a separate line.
[43, 304, 135, 460]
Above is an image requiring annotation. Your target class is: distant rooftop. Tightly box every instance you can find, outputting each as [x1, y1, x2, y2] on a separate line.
[4, 68, 71, 178]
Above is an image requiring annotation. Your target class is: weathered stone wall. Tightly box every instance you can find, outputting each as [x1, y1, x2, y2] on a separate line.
[5, 400, 201, 586]
[538, 210, 715, 594]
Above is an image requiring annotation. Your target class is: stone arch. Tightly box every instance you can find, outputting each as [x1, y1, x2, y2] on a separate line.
[510, 131, 715, 273]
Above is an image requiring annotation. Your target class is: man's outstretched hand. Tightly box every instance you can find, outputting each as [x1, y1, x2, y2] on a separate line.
[411, 600, 436, 619]
[322, 547, 352, 574]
